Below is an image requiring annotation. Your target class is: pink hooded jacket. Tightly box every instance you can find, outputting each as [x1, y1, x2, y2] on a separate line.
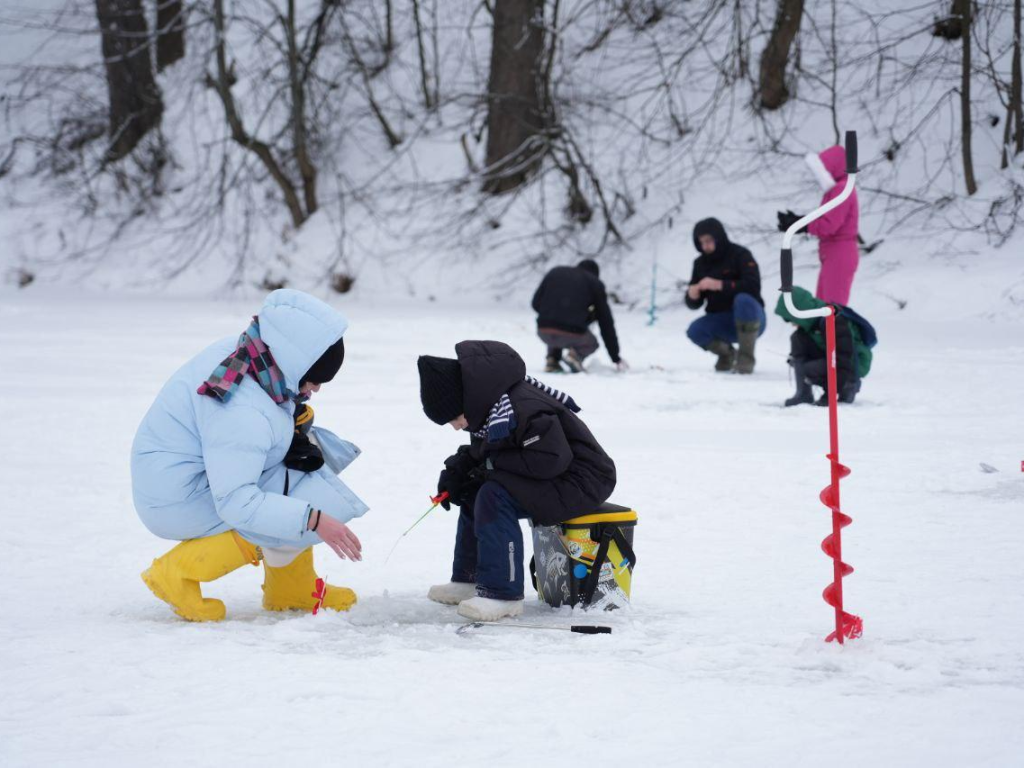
[806, 145, 859, 305]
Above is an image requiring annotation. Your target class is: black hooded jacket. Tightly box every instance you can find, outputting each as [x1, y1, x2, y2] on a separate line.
[531, 266, 621, 363]
[455, 340, 616, 526]
[685, 218, 763, 314]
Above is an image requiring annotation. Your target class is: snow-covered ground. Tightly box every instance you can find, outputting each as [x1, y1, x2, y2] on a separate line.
[1, 253, 1023, 766]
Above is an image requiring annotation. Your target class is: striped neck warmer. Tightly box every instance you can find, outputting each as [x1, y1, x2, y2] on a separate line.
[474, 375, 581, 443]
[197, 317, 295, 405]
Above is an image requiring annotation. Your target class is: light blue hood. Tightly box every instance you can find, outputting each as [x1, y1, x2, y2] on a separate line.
[131, 290, 367, 549]
[259, 289, 348, 393]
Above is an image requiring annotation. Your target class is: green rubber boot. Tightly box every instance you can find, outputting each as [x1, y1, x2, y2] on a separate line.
[735, 321, 760, 374]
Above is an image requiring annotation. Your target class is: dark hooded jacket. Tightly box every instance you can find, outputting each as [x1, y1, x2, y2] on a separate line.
[685, 218, 763, 314]
[455, 340, 616, 526]
[531, 266, 621, 363]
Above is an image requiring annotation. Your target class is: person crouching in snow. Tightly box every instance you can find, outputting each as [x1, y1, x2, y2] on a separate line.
[685, 218, 766, 373]
[416, 341, 616, 622]
[774, 286, 875, 407]
[531, 259, 627, 373]
[131, 289, 368, 622]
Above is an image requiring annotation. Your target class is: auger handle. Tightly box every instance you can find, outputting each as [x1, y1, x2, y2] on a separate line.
[780, 130, 859, 318]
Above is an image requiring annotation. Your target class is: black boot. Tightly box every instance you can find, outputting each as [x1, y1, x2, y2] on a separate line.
[545, 348, 563, 373]
[839, 378, 861, 404]
[706, 339, 736, 372]
[784, 358, 815, 407]
[564, 348, 585, 374]
[815, 378, 861, 406]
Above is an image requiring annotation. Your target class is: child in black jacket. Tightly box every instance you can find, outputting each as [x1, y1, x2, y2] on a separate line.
[417, 340, 616, 621]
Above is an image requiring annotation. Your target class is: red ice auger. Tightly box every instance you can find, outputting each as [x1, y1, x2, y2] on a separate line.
[779, 130, 864, 645]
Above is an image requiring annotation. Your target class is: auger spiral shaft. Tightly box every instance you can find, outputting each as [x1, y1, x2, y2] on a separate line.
[819, 312, 862, 644]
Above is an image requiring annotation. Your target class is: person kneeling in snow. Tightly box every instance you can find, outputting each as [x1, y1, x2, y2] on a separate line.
[531, 259, 627, 373]
[131, 289, 368, 622]
[685, 218, 766, 374]
[417, 341, 616, 622]
[774, 286, 876, 407]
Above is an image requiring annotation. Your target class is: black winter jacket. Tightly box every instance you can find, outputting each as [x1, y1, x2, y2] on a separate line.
[455, 340, 616, 526]
[685, 218, 764, 314]
[532, 266, 621, 363]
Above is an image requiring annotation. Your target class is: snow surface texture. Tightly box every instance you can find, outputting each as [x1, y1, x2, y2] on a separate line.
[2, 249, 1023, 766]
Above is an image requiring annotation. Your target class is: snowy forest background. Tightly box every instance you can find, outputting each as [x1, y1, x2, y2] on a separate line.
[1, 0, 1023, 303]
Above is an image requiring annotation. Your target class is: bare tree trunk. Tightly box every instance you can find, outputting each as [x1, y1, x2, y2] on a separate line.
[95, 0, 163, 161]
[758, 0, 804, 111]
[482, 0, 548, 195]
[961, 0, 977, 195]
[155, 0, 185, 72]
[1001, 0, 1022, 169]
[385, 0, 394, 54]
[411, 0, 435, 110]
[1014, 0, 1023, 156]
[285, 0, 317, 217]
[206, 0, 306, 228]
[733, 0, 749, 80]
[828, 0, 839, 144]
[429, 0, 441, 108]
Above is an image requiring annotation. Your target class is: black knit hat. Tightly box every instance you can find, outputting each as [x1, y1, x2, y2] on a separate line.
[301, 337, 345, 385]
[577, 259, 600, 277]
[417, 355, 464, 425]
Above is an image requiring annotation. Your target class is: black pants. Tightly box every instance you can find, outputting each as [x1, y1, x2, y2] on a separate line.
[451, 482, 530, 600]
[790, 330, 857, 396]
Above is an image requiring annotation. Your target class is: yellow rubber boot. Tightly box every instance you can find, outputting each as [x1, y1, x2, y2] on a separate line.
[262, 548, 357, 613]
[141, 532, 257, 622]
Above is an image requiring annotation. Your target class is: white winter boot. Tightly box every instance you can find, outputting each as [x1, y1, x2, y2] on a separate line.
[457, 596, 525, 621]
[427, 581, 478, 605]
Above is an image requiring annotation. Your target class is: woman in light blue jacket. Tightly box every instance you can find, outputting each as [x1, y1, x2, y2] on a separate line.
[132, 289, 368, 621]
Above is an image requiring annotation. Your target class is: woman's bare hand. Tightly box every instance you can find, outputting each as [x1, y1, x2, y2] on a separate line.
[312, 511, 362, 561]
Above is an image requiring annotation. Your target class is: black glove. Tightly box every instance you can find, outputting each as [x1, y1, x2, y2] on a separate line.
[285, 433, 325, 472]
[284, 403, 324, 472]
[777, 209, 807, 234]
[436, 446, 483, 510]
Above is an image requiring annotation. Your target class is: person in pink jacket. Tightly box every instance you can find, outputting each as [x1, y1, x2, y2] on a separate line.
[777, 145, 859, 306]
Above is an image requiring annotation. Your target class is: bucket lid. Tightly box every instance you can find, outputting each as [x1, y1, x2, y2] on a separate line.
[565, 509, 637, 526]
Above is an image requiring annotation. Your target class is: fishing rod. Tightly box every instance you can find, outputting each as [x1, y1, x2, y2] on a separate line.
[383, 491, 450, 565]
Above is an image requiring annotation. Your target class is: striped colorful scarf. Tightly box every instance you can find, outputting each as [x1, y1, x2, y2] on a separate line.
[475, 376, 581, 443]
[197, 317, 293, 405]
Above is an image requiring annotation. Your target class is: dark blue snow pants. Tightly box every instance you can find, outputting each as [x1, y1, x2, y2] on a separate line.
[451, 481, 529, 601]
[686, 292, 767, 349]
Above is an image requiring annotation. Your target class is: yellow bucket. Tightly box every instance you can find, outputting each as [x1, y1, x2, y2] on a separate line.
[531, 503, 637, 610]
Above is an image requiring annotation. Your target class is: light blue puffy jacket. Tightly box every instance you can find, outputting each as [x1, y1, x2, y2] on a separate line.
[131, 290, 368, 549]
